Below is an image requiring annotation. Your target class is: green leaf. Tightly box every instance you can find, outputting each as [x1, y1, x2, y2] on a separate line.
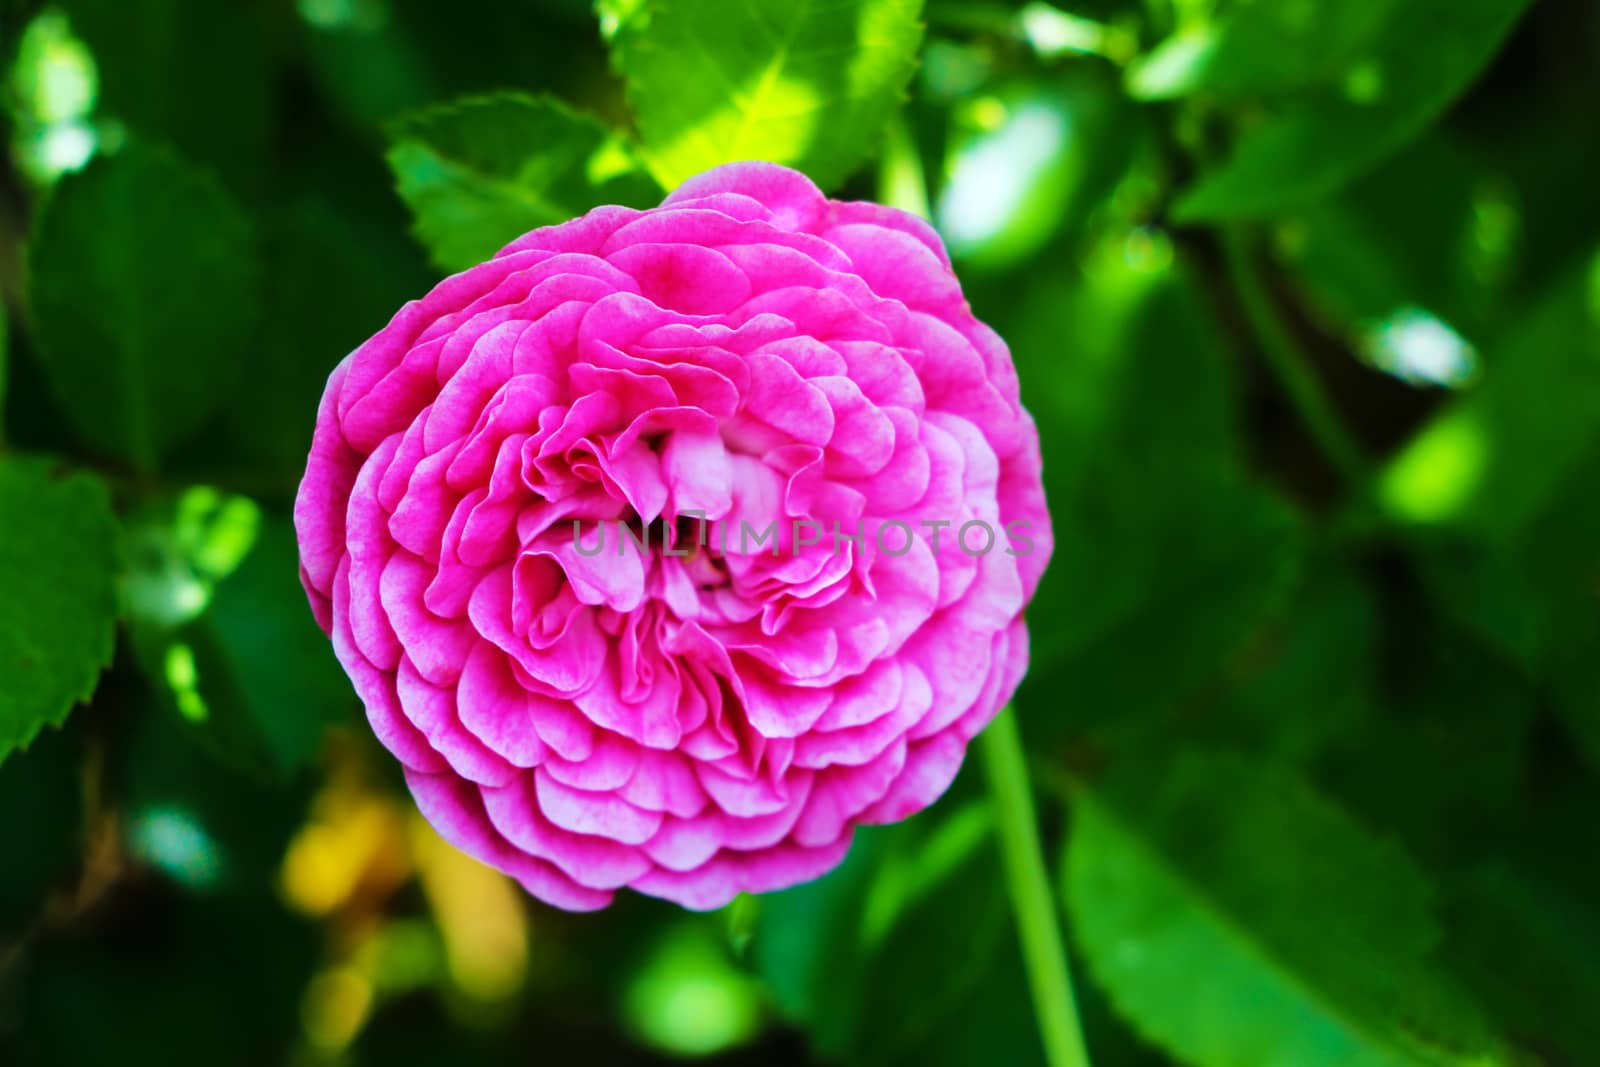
[386, 92, 660, 273]
[0, 457, 119, 762]
[1065, 753, 1510, 1067]
[607, 0, 925, 190]
[1004, 249, 1302, 743]
[178, 193, 432, 489]
[1174, 0, 1533, 221]
[202, 517, 353, 773]
[1128, 0, 1399, 101]
[29, 144, 260, 472]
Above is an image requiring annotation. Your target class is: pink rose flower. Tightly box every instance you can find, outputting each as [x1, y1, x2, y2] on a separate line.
[295, 162, 1051, 910]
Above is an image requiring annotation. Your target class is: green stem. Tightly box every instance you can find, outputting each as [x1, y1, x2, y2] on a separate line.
[980, 707, 1092, 1067]
[1220, 228, 1369, 491]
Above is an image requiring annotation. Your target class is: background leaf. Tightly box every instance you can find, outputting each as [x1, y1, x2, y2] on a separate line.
[1174, 0, 1534, 221]
[28, 145, 259, 471]
[1128, 0, 1400, 101]
[1002, 248, 1303, 745]
[386, 91, 660, 273]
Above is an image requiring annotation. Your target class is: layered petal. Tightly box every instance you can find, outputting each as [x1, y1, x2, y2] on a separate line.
[296, 162, 1051, 911]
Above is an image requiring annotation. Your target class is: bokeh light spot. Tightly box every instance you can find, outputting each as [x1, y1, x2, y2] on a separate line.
[162, 643, 210, 723]
[1361, 307, 1479, 388]
[410, 814, 529, 1003]
[938, 96, 1070, 263]
[1381, 409, 1488, 523]
[623, 921, 765, 1058]
[1343, 61, 1384, 104]
[302, 967, 375, 1052]
[127, 806, 223, 889]
[296, 0, 388, 32]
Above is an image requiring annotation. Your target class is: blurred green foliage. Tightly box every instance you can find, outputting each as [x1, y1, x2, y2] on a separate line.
[1, 0, 1598, 1064]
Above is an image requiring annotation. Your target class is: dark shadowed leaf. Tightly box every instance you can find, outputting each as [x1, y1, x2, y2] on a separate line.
[1201, 563, 1381, 762]
[1443, 854, 1600, 1061]
[176, 190, 433, 492]
[0, 457, 119, 763]
[0, 300, 8, 416]
[0, 723, 83, 935]
[1316, 614, 1534, 870]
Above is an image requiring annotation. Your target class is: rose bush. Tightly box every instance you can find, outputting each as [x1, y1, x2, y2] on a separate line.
[295, 162, 1051, 910]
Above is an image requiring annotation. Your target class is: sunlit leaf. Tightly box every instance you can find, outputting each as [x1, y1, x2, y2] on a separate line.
[607, 0, 925, 189]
